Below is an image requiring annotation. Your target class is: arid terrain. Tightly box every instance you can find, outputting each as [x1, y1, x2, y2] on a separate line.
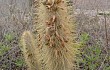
[0, 0, 110, 70]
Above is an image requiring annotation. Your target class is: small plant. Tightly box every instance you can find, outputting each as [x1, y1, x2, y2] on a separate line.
[15, 58, 25, 67]
[79, 32, 90, 45]
[81, 45, 102, 70]
[0, 43, 11, 56]
[77, 32, 110, 70]
[4, 33, 14, 42]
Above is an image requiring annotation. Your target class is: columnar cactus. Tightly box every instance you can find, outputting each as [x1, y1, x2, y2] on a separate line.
[21, 0, 78, 70]
[21, 31, 39, 70]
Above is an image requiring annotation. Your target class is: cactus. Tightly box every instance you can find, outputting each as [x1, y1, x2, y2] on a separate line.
[20, 31, 39, 70]
[21, 0, 78, 70]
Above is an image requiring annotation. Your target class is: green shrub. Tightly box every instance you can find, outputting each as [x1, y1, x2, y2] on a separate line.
[77, 32, 110, 70]
[4, 33, 14, 42]
[15, 58, 25, 67]
[0, 43, 11, 56]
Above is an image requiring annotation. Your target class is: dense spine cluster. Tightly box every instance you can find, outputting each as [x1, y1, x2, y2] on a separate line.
[21, 0, 78, 70]
[21, 31, 39, 70]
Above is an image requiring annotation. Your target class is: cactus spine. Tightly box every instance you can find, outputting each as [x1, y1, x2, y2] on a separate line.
[21, 31, 39, 70]
[21, 0, 78, 70]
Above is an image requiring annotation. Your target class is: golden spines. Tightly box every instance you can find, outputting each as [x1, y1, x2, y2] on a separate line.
[20, 31, 39, 70]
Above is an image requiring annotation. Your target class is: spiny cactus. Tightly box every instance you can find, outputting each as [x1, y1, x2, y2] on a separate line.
[21, 0, 78, 70]
[21, 31, 39, 70]
[35, 0, 77, 70]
